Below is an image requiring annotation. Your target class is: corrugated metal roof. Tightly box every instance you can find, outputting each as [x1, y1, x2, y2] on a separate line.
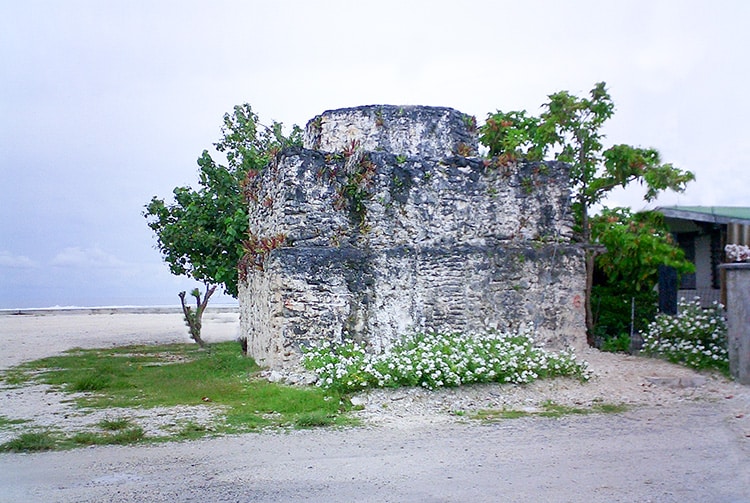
[656, 206, 750, 225]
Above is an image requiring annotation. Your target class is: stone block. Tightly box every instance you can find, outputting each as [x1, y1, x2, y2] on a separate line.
[720, 263, 750, 384]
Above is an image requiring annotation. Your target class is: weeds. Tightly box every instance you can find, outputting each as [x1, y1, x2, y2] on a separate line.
[0, 431, 57, 452]
[0, 416, 28, 427]
[98, 417, 133, 431]
[473, 402, 627, 421]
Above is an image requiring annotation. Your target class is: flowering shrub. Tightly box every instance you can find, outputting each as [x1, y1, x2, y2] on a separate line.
[641, 298, 728, 374]
[725, 243, 750, 262]
[301, 330, 590, 393]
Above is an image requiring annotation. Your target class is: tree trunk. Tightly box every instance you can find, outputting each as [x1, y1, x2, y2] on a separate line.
[585, 249, 596, 346]
[179, 284, 217, 348]
[579, 196, 596, 346]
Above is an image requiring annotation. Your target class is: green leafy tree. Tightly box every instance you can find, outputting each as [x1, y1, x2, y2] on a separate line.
[480, 82, 695, 343]
[144, 104, 302, 342]
[590, 208, 694, 347]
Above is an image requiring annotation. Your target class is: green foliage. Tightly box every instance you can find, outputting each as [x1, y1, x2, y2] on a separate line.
[302, 330, 590, 393]
[591, 285, 657, 347]
[480, 82, 694, 240]
[144, 104, 302, 296]
[480, 82, 694, 339]
[641, 298, 728, 374]
[599, 332, 632, 353]
[175, 421, 209, 440]
[480, 110, 546, 162]
[590, 209, 694, 346]
[592, 208, 694, 290]
[338, 155, 377, 226]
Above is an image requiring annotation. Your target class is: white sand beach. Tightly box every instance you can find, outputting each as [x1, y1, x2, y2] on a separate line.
[0, 308, 239, 369]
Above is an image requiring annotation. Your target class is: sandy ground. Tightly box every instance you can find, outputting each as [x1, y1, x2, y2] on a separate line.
[0, 310, 239, 369]
[1, 311, 749, 502]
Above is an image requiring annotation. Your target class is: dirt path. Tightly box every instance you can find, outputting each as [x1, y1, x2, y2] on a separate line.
[1, 311, 749, 502]
[2, 402, 749, 503]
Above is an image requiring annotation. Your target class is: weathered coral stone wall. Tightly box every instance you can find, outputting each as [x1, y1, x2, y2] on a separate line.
[239, 105, 586, 368]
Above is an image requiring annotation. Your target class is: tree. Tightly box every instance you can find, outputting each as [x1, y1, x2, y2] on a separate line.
[480, 82, 695, 344]
[144, 104, 302, 342]
[179, 286, 216, 348]
[589, 208, 694, 347]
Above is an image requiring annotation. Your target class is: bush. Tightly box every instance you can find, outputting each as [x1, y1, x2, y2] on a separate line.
[302, 330, 590, 393]
[591, 284, 657, 350]
[641, 298, 728, 374]
[600, 333, 631, 353]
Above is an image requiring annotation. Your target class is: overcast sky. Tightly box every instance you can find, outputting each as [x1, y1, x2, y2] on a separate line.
[1, 0, 748, 308]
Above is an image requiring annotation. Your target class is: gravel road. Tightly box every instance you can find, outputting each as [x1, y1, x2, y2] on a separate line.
[1, 311, 749, 502]
[2, 402, 749, 503]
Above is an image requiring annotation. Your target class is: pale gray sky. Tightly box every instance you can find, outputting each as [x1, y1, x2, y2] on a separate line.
[1, 0, 748, 308]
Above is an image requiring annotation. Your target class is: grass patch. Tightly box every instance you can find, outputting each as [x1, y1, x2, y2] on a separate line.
[473, 401, 628, 421]
[98, 417, 132, 431]
[69, 426, 145, 447]
[176, 421, 210, 440]
[0, 416, 29, 427]
[294, 411, 338, 428]
[1, 341, 353, 450]
[0, 431, 57, 452]
[1, 370, 32, 387]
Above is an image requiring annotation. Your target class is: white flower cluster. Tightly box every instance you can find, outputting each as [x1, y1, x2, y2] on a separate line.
[641, 297, 728, 373]
[725, 243, 750, 262]
[301, 330, 590, 392]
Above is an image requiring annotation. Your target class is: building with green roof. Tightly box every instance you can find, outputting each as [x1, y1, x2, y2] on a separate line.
[656, 206, 750, 306]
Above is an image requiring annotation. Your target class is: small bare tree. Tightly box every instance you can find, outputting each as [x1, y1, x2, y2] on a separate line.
[178, 284, 216, 348]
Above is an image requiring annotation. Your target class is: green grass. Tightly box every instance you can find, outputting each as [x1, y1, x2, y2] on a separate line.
[0, 341, 353, 451]
[175, 421, 210, 440]
[98, 417, 133, 431]
[0, 431, 57, 452]
[294, 410, 343, 428]
[0, 416, 29, 427]
[70, 426, 145, 447]
[473, 401, 628, 421]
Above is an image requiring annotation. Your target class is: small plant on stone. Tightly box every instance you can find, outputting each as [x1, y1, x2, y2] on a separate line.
[302, 329, 590, 393]
[640, 298, 728, 374]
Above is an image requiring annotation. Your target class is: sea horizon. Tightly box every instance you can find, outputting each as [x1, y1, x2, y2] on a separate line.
[0, 303, 239, 316]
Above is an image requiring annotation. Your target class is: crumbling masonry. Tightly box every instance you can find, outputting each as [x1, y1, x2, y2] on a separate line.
[238, 105, 586, 368]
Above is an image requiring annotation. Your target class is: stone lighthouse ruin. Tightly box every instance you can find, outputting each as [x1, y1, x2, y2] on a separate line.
[238, 105, 586, 368]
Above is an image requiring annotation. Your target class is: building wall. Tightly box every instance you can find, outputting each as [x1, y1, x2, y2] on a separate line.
[238, 106, 586, 368]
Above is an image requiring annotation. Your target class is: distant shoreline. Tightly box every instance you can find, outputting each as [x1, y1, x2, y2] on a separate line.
[0, 305, 239, 316]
